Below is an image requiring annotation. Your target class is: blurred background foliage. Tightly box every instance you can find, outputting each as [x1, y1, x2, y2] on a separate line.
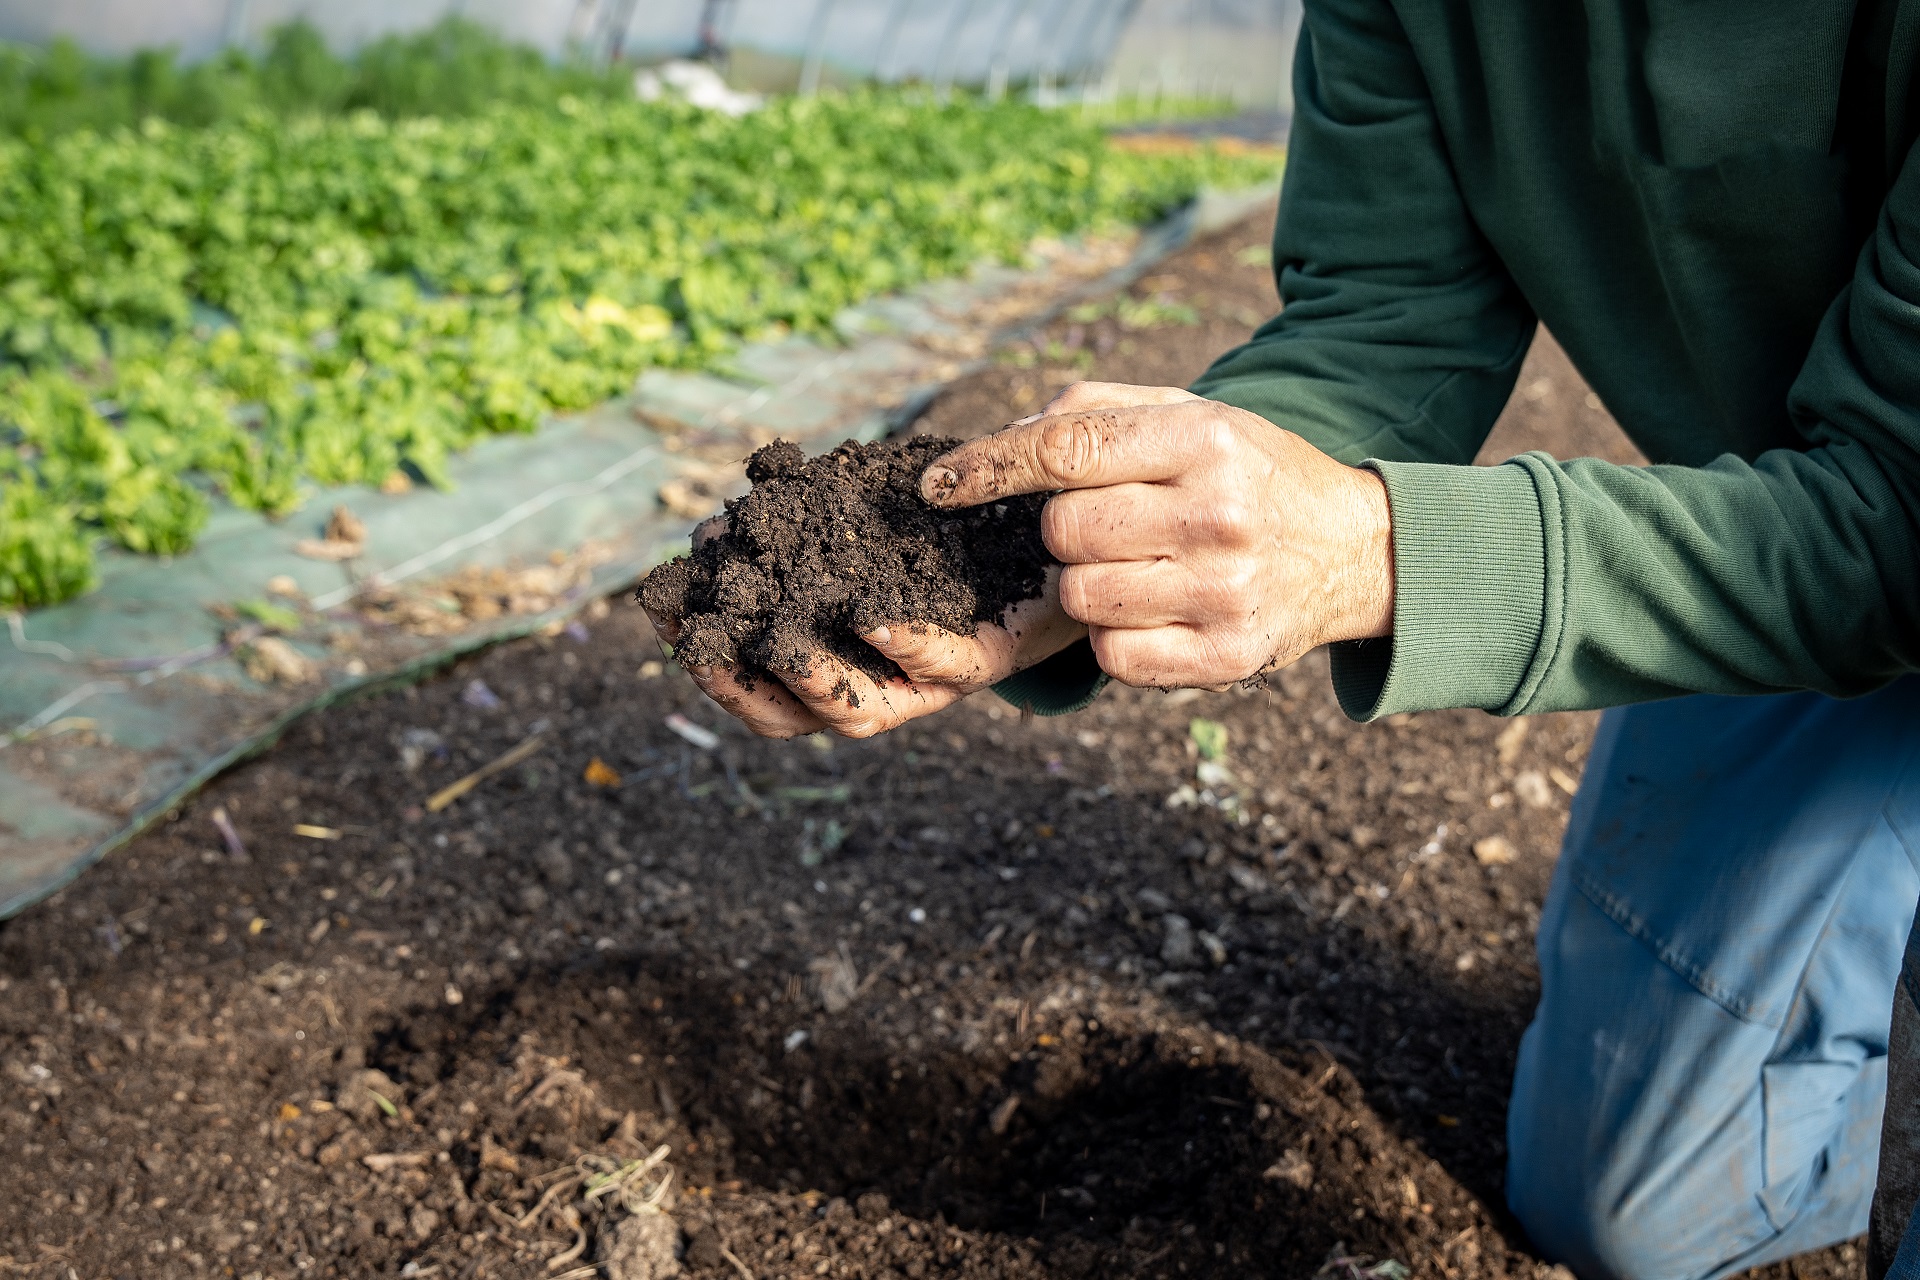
[0, 18, 631, 138]
[0, 15, 1284, 610]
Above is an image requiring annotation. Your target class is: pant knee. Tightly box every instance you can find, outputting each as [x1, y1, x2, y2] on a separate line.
[1508, 1167, 1722, 1280]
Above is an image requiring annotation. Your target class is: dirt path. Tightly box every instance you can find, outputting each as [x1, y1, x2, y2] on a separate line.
[0, 209, 1859, 1280]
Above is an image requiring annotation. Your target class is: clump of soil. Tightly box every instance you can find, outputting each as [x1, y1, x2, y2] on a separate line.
[640, 436, 1052, 686]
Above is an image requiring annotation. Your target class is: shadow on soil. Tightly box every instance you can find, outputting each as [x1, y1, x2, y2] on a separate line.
[358, 913, 1530, 1276]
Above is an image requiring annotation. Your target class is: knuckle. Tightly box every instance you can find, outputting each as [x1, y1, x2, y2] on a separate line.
[1040, 415, 1103, 483]
[1205, 494, 1255, 542]
[879, 627, 923, 661]
[1091, 629, 1146, 687]
[1194, 575, 1237, 621]
[1197, 416, 1239, 461]
[900, 652, 949, 683]
[1039, 498, 1072, 553]
[1041, 498, 1088, 560]
[1049, 381, 1096, 412]
[926, 653, 974, 684]
[1215, 559, 1259, 606]
[818, 704, 867, 736]
[891, 628, 956, 682]
[1057, 566, 1095, 621]
[1088, 628, 1125, 677]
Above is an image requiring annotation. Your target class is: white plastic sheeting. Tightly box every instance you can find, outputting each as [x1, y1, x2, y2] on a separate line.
[0, 0, 1299, 106]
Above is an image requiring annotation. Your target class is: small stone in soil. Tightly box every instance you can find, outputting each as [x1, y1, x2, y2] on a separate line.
[601, 1210, 681, 1280]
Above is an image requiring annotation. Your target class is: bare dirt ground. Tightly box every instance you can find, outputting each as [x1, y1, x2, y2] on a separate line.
[0, 207, 1862, 1280]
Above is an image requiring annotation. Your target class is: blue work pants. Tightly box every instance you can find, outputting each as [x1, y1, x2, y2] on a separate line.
[1506, 679, 1920, 1280]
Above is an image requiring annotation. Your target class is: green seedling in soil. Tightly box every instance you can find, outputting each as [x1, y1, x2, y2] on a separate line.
[234, 598, 303, 634]
[774, 783, 853, 805]
[1067, 296, 1201, 330]
[797, 817, 850, 868]
[1189, 717, 1229, 762]
[1318, 1249, 1411, 1280]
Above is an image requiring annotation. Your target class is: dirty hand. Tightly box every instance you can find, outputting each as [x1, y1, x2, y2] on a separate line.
[643, 518, 1086, 740]
[920, 382, 1394, 689]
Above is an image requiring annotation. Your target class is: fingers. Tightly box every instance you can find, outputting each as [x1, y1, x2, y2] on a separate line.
[1043, 381, 1200, 415]
[922, 401, 1205, 507]
[1090, 623, 1269, 690]
[1041, 483, 1185, 562]
[1059, 560, 1192, 629]
[864, 622, 1011, 686]
[685, 661, 828, 738]
[779, 651, 968, 739]
[690, 515, 728, 549]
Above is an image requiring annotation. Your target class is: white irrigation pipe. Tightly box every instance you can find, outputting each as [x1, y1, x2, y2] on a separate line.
[7, 613, 75, 662]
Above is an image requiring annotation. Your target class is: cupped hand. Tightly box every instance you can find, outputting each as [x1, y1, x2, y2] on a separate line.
[920, 381, 1395, 689]
[643, 518, 1086, 739]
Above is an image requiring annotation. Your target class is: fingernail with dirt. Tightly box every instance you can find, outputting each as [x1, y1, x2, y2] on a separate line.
[865, 626, 893, 647]
[921, 465, 960, 505]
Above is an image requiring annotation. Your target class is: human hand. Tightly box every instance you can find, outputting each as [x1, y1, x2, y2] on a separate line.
[920, 381, 1394, 689]
[642, 518, 1086, 740]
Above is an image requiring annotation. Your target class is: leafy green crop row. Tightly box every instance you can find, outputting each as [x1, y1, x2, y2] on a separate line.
[0, 19, 628, 140]
[0, 90, 1281, 610]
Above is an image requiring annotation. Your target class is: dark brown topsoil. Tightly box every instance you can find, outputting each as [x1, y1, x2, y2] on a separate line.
[0, 207, 1860, 1280]
[639, 438, 1052, 687]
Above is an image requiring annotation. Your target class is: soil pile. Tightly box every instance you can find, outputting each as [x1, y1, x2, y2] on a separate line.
[640, 436, 1052, 685]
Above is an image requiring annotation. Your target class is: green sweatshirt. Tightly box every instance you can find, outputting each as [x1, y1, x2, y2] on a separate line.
[996, 0, 1920, 721]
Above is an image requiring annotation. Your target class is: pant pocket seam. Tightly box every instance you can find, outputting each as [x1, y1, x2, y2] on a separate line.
[1573, 865, 1779, 1027]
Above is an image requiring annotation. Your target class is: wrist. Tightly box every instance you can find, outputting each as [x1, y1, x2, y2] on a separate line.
[1326, 466, 1395, 644]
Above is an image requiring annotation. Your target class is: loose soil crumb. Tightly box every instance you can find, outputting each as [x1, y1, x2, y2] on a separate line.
[640, 437, 1051, 687]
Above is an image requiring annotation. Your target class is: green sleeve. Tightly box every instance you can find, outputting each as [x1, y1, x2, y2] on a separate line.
[1190, 0, 1536, 469]
[1371, 141, 1920, 716]
[1010, 0, 1920, 719]
[991, 639, 1107, 716]
[997, 0, 1537, 717]
[1347, 123, 1920, 716]
[1227, 0, 1920, 716]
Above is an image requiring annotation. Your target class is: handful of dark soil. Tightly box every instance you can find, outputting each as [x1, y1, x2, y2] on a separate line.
[638, 437, 1053, 686]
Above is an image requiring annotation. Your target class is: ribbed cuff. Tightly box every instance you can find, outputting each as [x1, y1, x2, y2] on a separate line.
[991, 638, 1108, 716]
[1329, 459, 1548, 720]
